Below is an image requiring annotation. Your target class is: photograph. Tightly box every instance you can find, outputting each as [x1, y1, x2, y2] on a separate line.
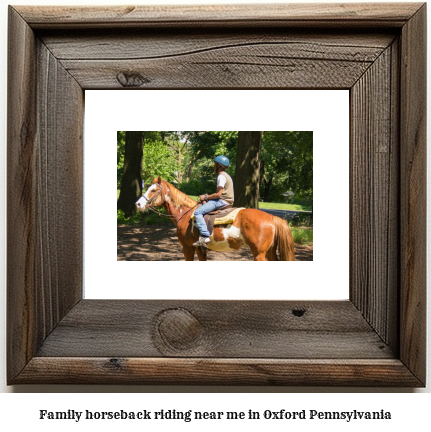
[117, 131, 313, 262]
[2, 0, 427, 399]
[84, 89, 348, 301]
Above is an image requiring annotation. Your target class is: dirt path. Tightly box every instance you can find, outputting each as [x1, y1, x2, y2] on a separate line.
[118, 224, 313, 261]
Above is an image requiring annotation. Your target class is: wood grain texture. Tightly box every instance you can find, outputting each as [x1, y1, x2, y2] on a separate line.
[7, 6, 83, 383]
[15, 3, 423, 29]
[7, 6, 38, 381]
[47, 31, 394, 89]
[40, 30, 394, 89]
[41, 31, 395, 61]
[36, 300, 393, 359]
[399, 3, 427, 385]
[350, 43, 399, 348]
[15, 358, 422, 386]
[35, 40, 84, 336]
[7, 3, 427, 386]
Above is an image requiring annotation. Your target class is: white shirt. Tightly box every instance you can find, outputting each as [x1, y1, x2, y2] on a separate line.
[216, 174, 228, 205]
[217, 174, 227, 188]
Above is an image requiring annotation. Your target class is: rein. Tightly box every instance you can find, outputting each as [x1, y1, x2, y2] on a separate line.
[144, 182, 199, 223]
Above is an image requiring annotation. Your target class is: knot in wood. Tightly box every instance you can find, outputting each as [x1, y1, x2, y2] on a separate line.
[116, 71, 150, 87]
[292, 308, 306, 317]
[154, 308, 203, 351]
[108, 358, 123, 369]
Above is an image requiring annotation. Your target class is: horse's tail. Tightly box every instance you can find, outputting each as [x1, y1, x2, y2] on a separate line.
[272, 216, 295, 261]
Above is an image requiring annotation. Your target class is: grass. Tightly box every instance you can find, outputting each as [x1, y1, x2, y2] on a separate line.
[189, 194, 311, 211]
[290, 227, 313, 245]
[260, 201, 311, 211]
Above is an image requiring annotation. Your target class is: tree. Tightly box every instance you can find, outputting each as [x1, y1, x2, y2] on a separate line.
[162, 132, 189, 183]
[117, 131, 125, 189]
[260, 131, 313, 202]
[142, 140, 178, 186]
[234, 131, 263, 208]
[117, 131, 143, 218]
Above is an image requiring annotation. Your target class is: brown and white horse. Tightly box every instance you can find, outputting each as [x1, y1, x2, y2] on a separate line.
[136, 176, 295, 261]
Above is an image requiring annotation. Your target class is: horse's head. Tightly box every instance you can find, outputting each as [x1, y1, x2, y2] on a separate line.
[135, 176, 165, 210]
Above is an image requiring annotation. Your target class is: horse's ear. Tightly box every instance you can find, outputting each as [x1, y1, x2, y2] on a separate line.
[158, 175, 162, 184]
[152, 176, 158, 184]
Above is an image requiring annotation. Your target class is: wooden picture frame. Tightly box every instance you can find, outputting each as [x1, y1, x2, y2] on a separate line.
[7, 3, 426, 386]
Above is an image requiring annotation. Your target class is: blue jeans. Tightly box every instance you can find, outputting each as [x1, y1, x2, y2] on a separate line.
[194, 199, 227, 237]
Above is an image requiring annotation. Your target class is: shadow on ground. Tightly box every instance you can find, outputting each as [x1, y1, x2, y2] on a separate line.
[118, 224, 313, 261]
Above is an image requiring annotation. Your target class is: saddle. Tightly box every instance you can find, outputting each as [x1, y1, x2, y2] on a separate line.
[191, 205, 244, 236]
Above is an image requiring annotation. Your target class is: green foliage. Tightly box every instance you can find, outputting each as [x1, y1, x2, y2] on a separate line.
[290, 212, 313, 227]
[117, 130, 313, 206]
[178, 131, 238, 195]
[260, 131, 313, 202]
[117, 209, 143, 225]
[117, 208, 171, 226]
[289, 199, 313, 212]
[290, 227, 313, 245]
[142, 140, 178, 186]
[117, 131, 125, 189]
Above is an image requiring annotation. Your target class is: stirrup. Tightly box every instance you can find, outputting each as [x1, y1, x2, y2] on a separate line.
[193, 236, 210, 247]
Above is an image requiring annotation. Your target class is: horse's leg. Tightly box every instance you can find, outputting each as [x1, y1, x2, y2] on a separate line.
[196, 246, 207, 261]
[182, 245, 195, 261]
[253, 252, 267, 261]
[247, 242, 271, 261]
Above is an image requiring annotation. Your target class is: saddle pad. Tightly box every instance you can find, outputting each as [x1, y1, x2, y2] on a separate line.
[191, 207, 244, 225]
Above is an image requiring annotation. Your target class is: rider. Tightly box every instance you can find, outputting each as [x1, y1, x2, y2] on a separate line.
[193, 155, 234, 247]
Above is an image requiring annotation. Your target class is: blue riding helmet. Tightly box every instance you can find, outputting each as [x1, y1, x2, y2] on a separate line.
[214, 155, 230, 167]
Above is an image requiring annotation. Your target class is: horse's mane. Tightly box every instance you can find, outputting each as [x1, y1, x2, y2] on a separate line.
[161, 179, 196, 208]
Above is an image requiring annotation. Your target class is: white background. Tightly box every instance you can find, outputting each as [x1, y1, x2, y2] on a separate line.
[0, 0, 429, 426]
[85, 90, 349, 300]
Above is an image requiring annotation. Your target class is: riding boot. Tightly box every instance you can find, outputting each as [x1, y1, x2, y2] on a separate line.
[193, 236, 210, 247]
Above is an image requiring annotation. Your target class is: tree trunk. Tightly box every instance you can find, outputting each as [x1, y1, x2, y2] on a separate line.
[234, 131, 263, 208]
[117, 131, 143, 218]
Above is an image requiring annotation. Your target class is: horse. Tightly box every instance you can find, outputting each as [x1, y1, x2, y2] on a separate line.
[135, 176, 295, 261]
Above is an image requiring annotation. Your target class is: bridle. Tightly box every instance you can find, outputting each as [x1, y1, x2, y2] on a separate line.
[143, 182, 199, 223]
[143, 182, 164, 207]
